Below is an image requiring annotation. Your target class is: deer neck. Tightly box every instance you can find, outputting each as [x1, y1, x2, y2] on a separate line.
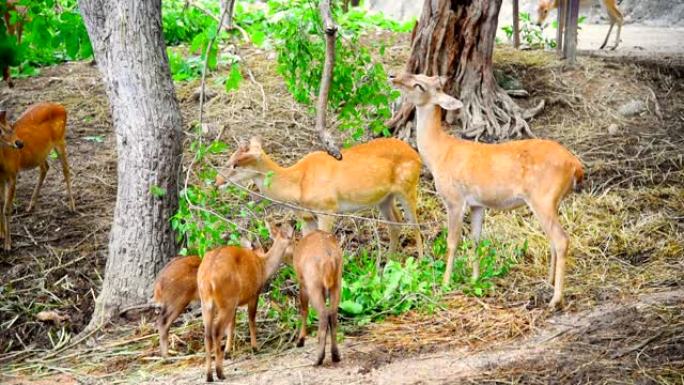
[259, 241, 288, 282]
[414, 104, 457, 173]
[253, 154, 303, 202]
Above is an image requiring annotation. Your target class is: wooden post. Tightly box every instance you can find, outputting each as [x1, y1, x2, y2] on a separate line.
[512, 0, 520, 49]
[556, 0, 566, 56]
[563, 0, 580, 64]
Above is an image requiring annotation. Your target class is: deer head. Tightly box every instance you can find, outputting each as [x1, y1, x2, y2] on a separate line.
[0, 110, 23, 149]
[389, 73, 463, 111]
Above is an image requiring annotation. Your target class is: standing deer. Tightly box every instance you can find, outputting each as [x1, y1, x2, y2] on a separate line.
[536, 0, 624, 50]
[153, 255, 201, 358]
[197, 222, 294, 382]
[390, 73, 584, 309]
[293, 230, 343, 366]
[0, 103, 75, 250]
[216, 136, 424, 259]
[1, 0, 26, 88]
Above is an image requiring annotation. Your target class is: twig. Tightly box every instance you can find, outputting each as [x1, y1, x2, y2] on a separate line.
[187, 0, 250, 43]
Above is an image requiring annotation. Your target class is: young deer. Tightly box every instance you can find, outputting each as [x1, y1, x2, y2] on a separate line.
[293, 230, 343, 366]
[153, 255, 201, 358]
[216, 137, 424, 259]
[197, 223, 294, 382]
[1, 0, 26, 88]
[0, 103, 75, 250]
[390, 73, 584, 309]
[536, 0, 623, 50]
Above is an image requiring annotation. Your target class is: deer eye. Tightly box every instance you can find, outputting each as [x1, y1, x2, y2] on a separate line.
[413, 83, 425, 92]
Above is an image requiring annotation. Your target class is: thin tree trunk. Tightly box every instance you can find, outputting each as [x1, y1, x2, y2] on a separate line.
[388, 0, 542, 140]
[513, 0, 520, 49]
[316, 0, 341, 159]
[563, 0, 580, 64]
[78, 0, 183, 326]
[219, 0, 236, 30]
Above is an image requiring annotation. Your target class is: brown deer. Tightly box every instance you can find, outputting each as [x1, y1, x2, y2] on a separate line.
[293, 230, 342, 366]
[0, 103, 75, 250]
[152, 255, 201, 357]
[536, 0, 624, 50]
[197, 222, 294, 382]
[216, 137, 424, 259]
[390, 73, 584, 309]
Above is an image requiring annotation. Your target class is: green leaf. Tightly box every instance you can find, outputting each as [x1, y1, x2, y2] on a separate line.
[263, 170, 275, 188]
[150, 185, 167, 198]
[225, 64, 242, 93]
[339, 300, 363, 315]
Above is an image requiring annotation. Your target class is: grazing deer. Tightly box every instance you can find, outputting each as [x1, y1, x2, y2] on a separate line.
[293, 230, 342, 366]
[536, 0, 624, 50]
[0, 103, 75, 250]
[389, 73, 584, 309]
[1, 0, 26, 88]
[216, 137, 424, 259]
[153, 255, 201, 358]
[197, 222, 294, 382]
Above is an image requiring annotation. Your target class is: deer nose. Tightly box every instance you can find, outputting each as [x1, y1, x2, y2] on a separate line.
[14, 140, 23, 149]
[388, 74, 397, 79]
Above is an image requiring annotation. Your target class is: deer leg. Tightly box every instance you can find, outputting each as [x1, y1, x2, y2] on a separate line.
[378, 197, 400, 257]
[470, 206, 485, 281]
[55, 141, 75, 211]
[530, 200, 569, 309]
[611, 21, 622, 50]
[2, 66, 13, 88]
[309, 288, 328, 366]
[397, 192, 424, 259]
[27, 161, 49, 213]
[247, 296, 259, 351]
[443, 200, 466, 287]
[3, 177, 16, 250]
[201, 303, 215, 382]
[224, 308, 236, 357]
[600, 22, 614, 49]
[213, 307, 231, 381]
[329, 285, 341, 363]
[297, 287, 309, 347]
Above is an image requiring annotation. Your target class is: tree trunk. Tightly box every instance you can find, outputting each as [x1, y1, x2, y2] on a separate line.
[79, 0, 183, 326]
[388, 0, 542, 140]
[219, 0, 236, 30]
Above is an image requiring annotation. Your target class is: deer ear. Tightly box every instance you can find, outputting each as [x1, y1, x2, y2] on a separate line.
[281, 222, 295, 239]
[436, 93, 463, 111]
[239, 237, 253, 249]
[238, 139, 249, 150]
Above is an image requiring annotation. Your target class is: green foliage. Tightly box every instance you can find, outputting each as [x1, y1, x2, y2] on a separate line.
[501, 12, 587, 50]
[9, 0, 92, 77]
[267, 0, 401, 140]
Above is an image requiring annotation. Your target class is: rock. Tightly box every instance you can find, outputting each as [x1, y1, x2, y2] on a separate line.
[607, 123, 620, 135]
[618, 100, 647, 117]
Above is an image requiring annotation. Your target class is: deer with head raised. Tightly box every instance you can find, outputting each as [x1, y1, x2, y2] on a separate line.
[390, 73, 584, 309]
[216, 136, 424, 259]
[0, 102, 75, 250]
[197, 222, 294, 382]
[536, 0, 623, 50]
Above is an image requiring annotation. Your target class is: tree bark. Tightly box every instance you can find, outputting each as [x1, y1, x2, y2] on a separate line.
[316, 0, 342, 159]
[388, 0, 542, 140]
[79, 0, 183, 326]
[219, 0, 236, 30]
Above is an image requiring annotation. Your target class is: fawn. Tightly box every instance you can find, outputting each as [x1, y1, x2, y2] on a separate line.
[293, 230, 343, 366]
[197, 222, 294, 382]
[390, 73, 584, 309]
[536, 0, 624, 50]
[0, 103, 75, 250]
[216, 136, 424, 259]
[153, 255, 201, 357]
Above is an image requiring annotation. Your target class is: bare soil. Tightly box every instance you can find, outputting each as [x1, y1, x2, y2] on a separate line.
[0, 31, 683, 384]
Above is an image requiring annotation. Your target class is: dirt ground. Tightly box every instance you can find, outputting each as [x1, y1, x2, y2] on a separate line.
[0, 26, 683, 385]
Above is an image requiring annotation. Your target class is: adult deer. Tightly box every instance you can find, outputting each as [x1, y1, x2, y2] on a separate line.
[0, 103, 75, 250]
[390, 73, 584, 309]
[1, 0, 26, 88]
[536, 0, 623, 50]
[216, 137, 424, 259]
[293, 230, 343, 366]
[197, 222, 294, 382]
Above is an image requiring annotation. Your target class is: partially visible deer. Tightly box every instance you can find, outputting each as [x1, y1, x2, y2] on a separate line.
[215, 137, 424, 259]
[293, 230, 342, 366]
[153, 255, 201, 358]
[197, 222, 294, 382]
[389, 73, 584, 309]
[536, 0, 623, 50]
[0, 103, 75, 250]
[1, 0, 26, 88]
